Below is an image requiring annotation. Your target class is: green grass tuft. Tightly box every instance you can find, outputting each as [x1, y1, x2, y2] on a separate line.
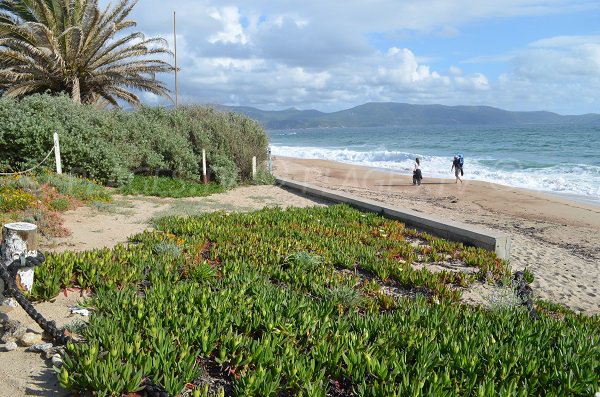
[38, 173, 112, 203]
[118, 176, 225, 198]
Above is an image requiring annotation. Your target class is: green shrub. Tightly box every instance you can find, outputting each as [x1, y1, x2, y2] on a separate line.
[178, 106, 270, 182]
[523, 267, 535, 283]
[0, 95, 270, 189]
[48, 198, 70, 211]
[209, 153, 239, 189]
[253, 169, 276, 185]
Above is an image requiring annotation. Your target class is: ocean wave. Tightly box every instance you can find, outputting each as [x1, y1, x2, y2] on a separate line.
[273, 132, 297, 136]
[271, 145, 600, 201]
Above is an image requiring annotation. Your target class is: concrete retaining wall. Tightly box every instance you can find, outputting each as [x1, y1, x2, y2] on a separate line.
[276, 177, 511, 260]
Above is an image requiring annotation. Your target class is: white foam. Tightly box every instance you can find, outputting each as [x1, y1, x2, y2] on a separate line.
[271, 145, 600, 202]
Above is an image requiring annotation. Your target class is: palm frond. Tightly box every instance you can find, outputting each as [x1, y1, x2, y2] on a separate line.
[0, 0, 172, 105]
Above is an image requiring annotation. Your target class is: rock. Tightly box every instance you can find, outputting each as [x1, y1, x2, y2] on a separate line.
[26, 342, 54, 353]
[0, 298, 18, 313]
[19, 332, 43, 347]
[2, 320, 27, 340]
[1, 334, 16, 344]
[51, 354, 63, 367]
[69, 306, 90, 316]
[2, 341, 18, 351]
[44, 346, 65, 360]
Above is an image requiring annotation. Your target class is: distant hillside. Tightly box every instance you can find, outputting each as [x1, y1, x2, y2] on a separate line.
[218, 102, 600, 129]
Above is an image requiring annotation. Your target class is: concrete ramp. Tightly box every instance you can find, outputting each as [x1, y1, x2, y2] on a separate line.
[276, 177, 511, 260]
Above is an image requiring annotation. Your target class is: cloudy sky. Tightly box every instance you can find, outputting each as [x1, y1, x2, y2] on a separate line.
[121, 0, 600, 114]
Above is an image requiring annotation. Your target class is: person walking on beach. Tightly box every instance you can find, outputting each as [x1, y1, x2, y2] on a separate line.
[451, 155, 463, 183]
[413, 158, 422, 185]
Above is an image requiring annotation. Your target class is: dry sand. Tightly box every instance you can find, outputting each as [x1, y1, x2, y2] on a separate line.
[1, 159, 598, 396]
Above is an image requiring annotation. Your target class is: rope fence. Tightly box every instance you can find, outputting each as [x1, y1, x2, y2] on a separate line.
[0, 144, 56, 176]
[1, 132, 62, 176]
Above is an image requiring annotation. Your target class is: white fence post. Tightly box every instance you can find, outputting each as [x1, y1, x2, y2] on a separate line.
[53, 132, 62, 175]
[202, 149, 207, 184]
[252, 156, 257, 179]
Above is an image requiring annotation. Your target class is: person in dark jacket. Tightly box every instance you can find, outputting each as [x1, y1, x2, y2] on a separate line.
[451, 155, 463, 183]
[413, 158, 422, 185]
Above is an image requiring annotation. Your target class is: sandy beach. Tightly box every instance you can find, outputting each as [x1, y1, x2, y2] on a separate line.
[273, 156, 600, 315]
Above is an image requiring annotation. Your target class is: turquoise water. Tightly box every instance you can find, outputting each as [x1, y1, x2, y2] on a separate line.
[267, 123, 600, 203]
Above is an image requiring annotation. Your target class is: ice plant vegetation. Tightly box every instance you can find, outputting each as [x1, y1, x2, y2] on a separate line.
[32, 205, 599, 395]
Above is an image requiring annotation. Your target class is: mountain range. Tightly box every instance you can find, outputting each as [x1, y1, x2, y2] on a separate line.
[218, 102, 600, 129]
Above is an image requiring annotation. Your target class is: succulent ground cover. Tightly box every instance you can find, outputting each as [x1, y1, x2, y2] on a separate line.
[33, 205, 600, 396]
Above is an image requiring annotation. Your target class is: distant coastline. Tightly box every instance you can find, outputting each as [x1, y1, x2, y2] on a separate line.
[218, 102, 600, 129]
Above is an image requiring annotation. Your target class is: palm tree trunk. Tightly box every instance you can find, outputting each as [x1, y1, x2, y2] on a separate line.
[71, 77, 81, 103]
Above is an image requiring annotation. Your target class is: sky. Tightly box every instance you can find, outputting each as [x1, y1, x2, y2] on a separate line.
[118, 0, 600, 114]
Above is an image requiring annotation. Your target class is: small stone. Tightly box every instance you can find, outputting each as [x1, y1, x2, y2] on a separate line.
[3, 320, 27, 339]
[26, 342, 54, 353]
[51, 354, 63, 367]
[44, 346, 65, 360]
[70, 306, 90, 316]
[1, 334, 16, 344]
[0, 298, 18, 313]
[2, 341, 18, 351]
[19, 332, 43, 347]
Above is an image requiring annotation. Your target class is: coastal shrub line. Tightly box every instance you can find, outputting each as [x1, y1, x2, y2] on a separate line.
[0, 94, 270, 188]
[32, 205, 599, 396]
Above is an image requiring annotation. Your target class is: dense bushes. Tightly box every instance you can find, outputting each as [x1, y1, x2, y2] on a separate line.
[0, 95, 269, 187]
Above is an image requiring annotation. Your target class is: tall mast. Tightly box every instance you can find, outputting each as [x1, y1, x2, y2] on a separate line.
[174, 11, 178, 108]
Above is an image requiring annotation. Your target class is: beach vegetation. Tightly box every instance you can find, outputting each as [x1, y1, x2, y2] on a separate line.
[0, 0, 173, 106]
[0, 173, 111, 235]
[0, 94, 269, 188]
[29, 205, 599, 396]
[118, 175, 225, 198]
[252, 169, 277, 185]
[522, 266, 535, 283]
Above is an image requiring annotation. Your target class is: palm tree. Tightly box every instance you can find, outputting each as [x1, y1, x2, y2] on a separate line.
[0, 0, 174, 106]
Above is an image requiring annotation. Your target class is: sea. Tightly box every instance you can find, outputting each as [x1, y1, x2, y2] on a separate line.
[267, 123, 600, 205]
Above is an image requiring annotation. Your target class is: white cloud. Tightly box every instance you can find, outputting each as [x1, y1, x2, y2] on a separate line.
[98, 0, 600, 114]
[511, 37, 600, 80]
[529, 35, 600, 48]
[448, 66, 463, 76]
[377, 48, 448, 87]
[208, 7, 249, 45]
[454, 73, 490, 91]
